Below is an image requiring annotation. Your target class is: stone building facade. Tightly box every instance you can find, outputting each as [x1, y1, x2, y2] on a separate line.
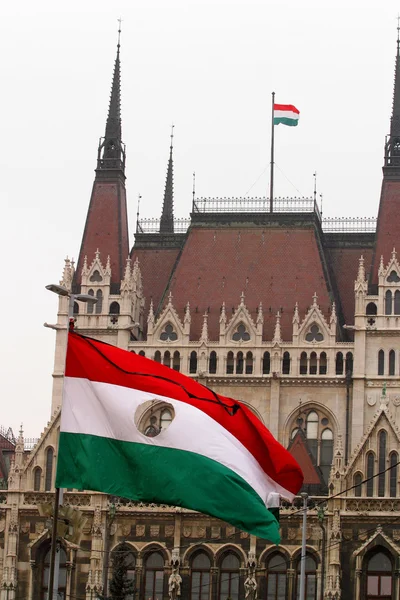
[2, 30, 400, 600]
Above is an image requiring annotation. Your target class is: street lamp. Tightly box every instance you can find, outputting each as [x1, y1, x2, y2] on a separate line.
[45, 283, 97, 600]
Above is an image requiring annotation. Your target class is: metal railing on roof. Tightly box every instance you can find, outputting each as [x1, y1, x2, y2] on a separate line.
[321, 216, 377, 233]
[192, 196, 318, 215]
[136, 218, 191, 234]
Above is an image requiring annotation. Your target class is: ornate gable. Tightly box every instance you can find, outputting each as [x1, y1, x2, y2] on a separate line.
[151, 293, 185, 345]
[222, 293, 257, 345]
[81, 250, 111, 289]
[296, 293, 334, 345]
[379, 248, 400, 285]
[22, 410, 61, 491]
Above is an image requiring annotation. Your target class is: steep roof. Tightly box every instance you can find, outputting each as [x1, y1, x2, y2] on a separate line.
[163, 219, 333, 341]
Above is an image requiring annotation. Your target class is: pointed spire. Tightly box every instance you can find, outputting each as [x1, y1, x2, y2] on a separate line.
[240, 291, 245, 307]
[292, 302, 300, 324]
[123, 257, 131, 281]
[312, 292, 318, 307]
[184, 302, 191, 324]
[273, 311, 282, 343]
[392, 247, 397, 260]
[97, 24, 125, 173]
[160, 125, 175, 233]
[330, 302, 337, 326]
[147, 299, 155, 324]
[378, 254, 385, 276]
[256, 302, 264, 325]
[220, 301, 226, 324]
[385, 23, 400, 166]
[200, 312, 209, 343]
[357, 255, 366, 282]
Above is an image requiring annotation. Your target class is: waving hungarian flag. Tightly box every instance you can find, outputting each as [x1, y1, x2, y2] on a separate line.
[56, 333, 303, 542]
[274, 103, 300, 126]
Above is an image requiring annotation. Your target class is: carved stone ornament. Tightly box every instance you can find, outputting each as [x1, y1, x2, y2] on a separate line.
[393, 396, 400, 407]
[120, 524, 131, 537]
[211, 526, 220, 539]
[367, 395, 377, 406]
[358, 529, 368, 541]
[110, 523, 117, 536]
[20, 522, 30, 534]
[240, 530, 249, 539]
[392, 529, 400, 541]
[35, 522, 45, 535]
[183, 526, 192, 538]
[226, 525, 235, 538]
[150, 525, 160, 538]
[168, 565, 182, 600]
[165, 525, 175, 537]
[196, 526, 206, 538]
[135, 525, 145, 537]
[287, 527, 298, 540]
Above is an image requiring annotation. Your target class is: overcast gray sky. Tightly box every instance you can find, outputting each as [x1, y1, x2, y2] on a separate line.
[1, 0, 398, 437]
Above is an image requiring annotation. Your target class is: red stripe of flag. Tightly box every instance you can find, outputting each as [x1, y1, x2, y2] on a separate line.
[273, 104, 299, 113]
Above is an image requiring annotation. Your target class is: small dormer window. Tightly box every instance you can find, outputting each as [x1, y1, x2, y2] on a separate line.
[305, 323, 324, 342]
[160, 323, 178, 341]
[90, 269, 103, 283]
[232, 323, 250, 342]
[387, 270, 400, 283]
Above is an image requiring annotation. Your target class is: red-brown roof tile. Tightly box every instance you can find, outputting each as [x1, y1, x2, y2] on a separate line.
[132, 247, 181, 312]
[371, 180, 400, 283]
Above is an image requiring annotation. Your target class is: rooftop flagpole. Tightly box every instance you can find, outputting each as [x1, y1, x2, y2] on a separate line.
[270, 92, 275, 213]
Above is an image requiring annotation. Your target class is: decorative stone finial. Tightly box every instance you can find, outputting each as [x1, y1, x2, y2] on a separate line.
[147, 299, 155, 324]
[256, 302, 264, 325]
[293, 302, 300, 324]
[219, 302, 226, 324]
[184, 302, 191, 324]
[200, 313, 209, 343]
[273, 311, 282, 343]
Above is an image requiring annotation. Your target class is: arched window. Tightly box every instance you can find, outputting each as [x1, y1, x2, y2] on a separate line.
[109, 301, 120, 315]
[346, 352, 353, 375]
[96, 289, 103, 314]
[45, 447, 53, 492]
[266, 553, 287, 600]
[219, 553, 240, 600]
[309, 352, 317, 375]
[189, 351, 198, 374]
[163, 351, 171, 368]
[236, 352, 244, 374]
[366, 452, 375, 497]
[111, 545, 136, 600]
[378, 350, 385, 376]
[385, 290, 393, 315]
[173, 351, 180, 372]
[354, 472, 362, 497]
[378, 430, 387, 497]
[395, 290, 400, 315]
[335, 352, 344, 375]
[306, 412, 318, 462]
[42, 546, 67, 600]
[300, 352, 308, 375]
[319, 352, 327, 375]
[154, 351, 161, 363]
[139, 350, 145, 357]
[87, 289, 94, 314]
[389, 350, 395, 376]
[320, 428, 334, 483]
[245, 351, 253, 374]
[73, 302, 79, 315]
[227, 352, 234, 374]
[190, 552, 211, 600]
[144, 552, 164, 600]
[209, 351, 217, 374]
[33, 467, 41, 491]
[390, 452, 398, 498]
[262, 352, 270, 375]
[366, 551, 393, 599]
[296, 555, 317, 600]
[160, 410, 173, 431]
[282, 352, 290, 375]
[366, 302, 377, 315]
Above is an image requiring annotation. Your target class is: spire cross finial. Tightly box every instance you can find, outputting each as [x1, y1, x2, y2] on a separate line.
[170, 124, 174, 151]
[397, 15, 400, 55]
[117, 18, 122, 49]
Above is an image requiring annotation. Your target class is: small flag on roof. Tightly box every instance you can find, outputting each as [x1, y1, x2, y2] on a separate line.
[273, 103, 300, 126]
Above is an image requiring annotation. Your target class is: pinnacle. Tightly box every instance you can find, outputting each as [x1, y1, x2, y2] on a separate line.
[160, 132, 174, 233]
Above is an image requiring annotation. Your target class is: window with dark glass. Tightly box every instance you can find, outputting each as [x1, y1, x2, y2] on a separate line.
[191, 552, 211, 600]
[227, 352, 234, 374]
[354, 472, 362, 497]
[366, 453, 375, 497]
[144, 552, 164, 600]
[232, 323, 250, 342]
[87, 289, 94, 314]
[389, 350, 395, 376]
[154, 351, 161, 363]
[300, 352, 308, 375]
[190, 351, 198, 374]
[366, 302, 377, 315]
[245, 352, 253, 374]
[378, 350, 385, 376]
[366, 551, 393, 599]
[209, 351, 217, 374]
[266, 553, 287, 600]
[160, 323, 178, 341]
[395, 290, 400, 315]
[173, 351, 180, 372]
[34, 467, 41, 491]
[385, 290, 393, 315]
[309, 352, 317, 375]
[345, 352, 353, 375]
[390, 452, 398, 498]
[45, 448, 53, 492]
[42, 546, 67, 600]
[73, 302, 79, 315]
[335, 352, 344, 375]
[262, 352, 270, 375]
[319, 352, 327, 375]
[296, 556, 317, 600]
[320, 429, 333, 483]
[139, 350, 145, 356]
[306, 412, 318, 462]
[282, 352, 291, 375]
[112, 545, 136, 600]
[219, 554, 240, 600]
[236, 352, 244, 374]
[96, 289, 103, 313]
[378, 431, 387, 497]
[163, 351, 171, 368]
[109, 301, 120, 315]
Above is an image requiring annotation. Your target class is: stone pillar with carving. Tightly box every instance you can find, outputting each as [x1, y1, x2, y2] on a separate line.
[244, 551, 257, 600]
[1, 502, 19, 600]
[324, 508, 341, 599]
[168, 549, 182, 600]
[85, 504, 105, 600]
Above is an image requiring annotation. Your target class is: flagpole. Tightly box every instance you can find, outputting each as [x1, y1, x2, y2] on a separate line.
[299, 492, 308, 600]
[270, 91, 275, 213]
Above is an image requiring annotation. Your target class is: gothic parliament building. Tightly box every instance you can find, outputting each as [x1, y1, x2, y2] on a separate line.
[3, 30, 400, 600]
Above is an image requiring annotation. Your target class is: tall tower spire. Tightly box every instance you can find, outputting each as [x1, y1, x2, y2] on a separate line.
[97, 22, 125, 174]
[74, 25, 129, 288]
[160, 125, 175, 233]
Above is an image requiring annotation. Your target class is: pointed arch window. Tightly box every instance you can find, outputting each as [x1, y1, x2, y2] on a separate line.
[219, 553, 240, 600]
[144, 552, 164, 600]
[236, 352, 244, 374]
[87, 289, 94, 314]
[209, 351, 217, 374]
[395, 290, 400, 315]
[309, 352, 317, 375]
[95, 289, 103, 314]
[306, 412, 318, 461]
[163, 351, 171, 368]
[226, 351, 234, 374]
[300, 352, 308, 375]
[378, 350, 385, 376]
[73, 302, 79, 315]
[345, 352, 353, 375]
[189, 351, 198, 374]
[139, 350, 145, 357]
[45, 447, 54, 492]
[262, 352, 270, 375]
[390, 452, 398, 498]
[378, 430, 387, 497]
[111, 545, 136, 600]
[366, 452, 375, 497]
[190, 552, 211, 600]
[296, 555, 317, 600]
[366, 551, 393, 598]
[354, 472, 362, 497]
[154, 351, 161, 363]
[335, 352, 344, 375]
[389, 350, 395, 376]
[173, 351, 180, 372]
[282, 352, 290, 375]
[385, 290, 393, 315]
[245, 351, 253, 374]
[42, 545, 67, 600]
[320, 428, 334, 483]
[319, 352, 327, 375]
[90, 269, 103, 283]
[266, 553, 287, 600]
[33, 467, 41, 491]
